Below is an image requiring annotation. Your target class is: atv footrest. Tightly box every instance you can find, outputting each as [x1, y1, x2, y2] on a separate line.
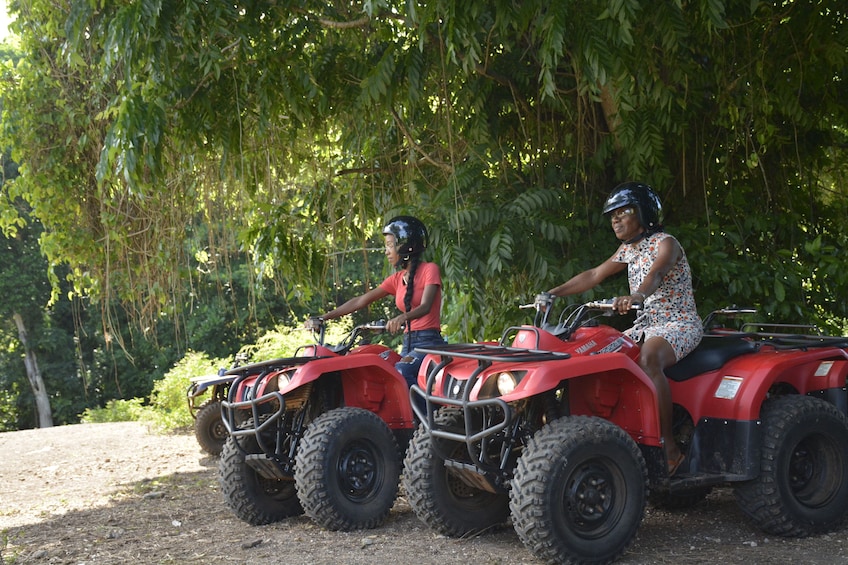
[245, 453, 293, 480]
[443, 459, 501, 494]
[669, 472, 750, 490]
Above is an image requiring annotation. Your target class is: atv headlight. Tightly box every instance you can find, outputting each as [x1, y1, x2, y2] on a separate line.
[497, 372, 518, 395]
[478, 370, 527, 398]
[274, 369, 297, 392]
[276, 372, 291, 391]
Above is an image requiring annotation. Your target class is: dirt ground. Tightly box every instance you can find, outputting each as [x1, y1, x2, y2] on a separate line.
[1, 422, 846, 565]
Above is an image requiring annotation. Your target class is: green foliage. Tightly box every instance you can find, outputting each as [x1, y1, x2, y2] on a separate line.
[237, 321, 353, 361]
[79, 397, 145, 424]
[79, 350, 224, 429]
[74, 322, 361, 431]
[0, 0, 846, 407]
[143, 351, 226, 431]
[0, 383, 20, 432]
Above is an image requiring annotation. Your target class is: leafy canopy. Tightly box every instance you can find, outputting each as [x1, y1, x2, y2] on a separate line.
[1, 0, 846, 338]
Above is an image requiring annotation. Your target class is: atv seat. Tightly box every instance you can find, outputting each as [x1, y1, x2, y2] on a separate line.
[665, 336, 758, 382]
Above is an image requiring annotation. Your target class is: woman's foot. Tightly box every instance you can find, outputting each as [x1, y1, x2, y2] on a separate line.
[667, 450, 686, 476]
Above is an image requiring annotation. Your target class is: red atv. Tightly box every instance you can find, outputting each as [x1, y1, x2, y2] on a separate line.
[220, 319, 415, 531]
[403, 294, 848, 564]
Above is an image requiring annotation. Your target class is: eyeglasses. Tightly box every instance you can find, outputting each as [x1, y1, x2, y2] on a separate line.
[610, 207, 636, 220]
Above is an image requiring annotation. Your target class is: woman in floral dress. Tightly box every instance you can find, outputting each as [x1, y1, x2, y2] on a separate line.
[547, 182, 702, 475]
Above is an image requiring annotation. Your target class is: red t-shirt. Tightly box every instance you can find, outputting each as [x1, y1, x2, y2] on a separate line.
[379, 262, 442, 331]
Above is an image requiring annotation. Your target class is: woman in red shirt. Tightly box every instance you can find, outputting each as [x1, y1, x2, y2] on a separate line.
[317, 216, 446, 386]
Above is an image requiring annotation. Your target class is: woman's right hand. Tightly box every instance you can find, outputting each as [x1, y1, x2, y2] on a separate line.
[611, 295, 640, 314]
[386, 314, 406, 334]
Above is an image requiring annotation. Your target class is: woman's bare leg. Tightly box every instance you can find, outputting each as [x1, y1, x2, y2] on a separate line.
[639, 336, 681, 471]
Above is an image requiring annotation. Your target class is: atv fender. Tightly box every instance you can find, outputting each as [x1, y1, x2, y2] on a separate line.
[671, 353, 848, 423]
[350, 343, 404, 362]
[188, 373, 235, 396]
[293, 355, 414, 428]
[419, 350, 664, 448]
[559, 354, 662, 447]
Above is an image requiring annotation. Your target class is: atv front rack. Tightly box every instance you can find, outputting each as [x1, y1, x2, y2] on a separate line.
[411, 342, 571, 485]
[415, 342, 571, 364]
[223, 354, 329, 377]
[221, 354, 329, 477]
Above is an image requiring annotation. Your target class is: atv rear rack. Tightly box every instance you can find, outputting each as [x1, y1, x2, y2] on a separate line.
[710, 329, 848, 351]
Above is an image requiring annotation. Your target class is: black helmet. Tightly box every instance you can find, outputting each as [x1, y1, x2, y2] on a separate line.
[382, 216, 428, 261]
[603, 182, 663, 232]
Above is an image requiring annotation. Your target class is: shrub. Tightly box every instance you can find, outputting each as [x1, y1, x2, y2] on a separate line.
[79, 397, 145, 423]
[76, 321, 357, 431]
[143, 351, 226, 431]
[235, 321, 352, 362]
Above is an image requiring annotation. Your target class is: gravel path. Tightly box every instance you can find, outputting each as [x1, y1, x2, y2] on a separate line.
[1, 422, 846, 564]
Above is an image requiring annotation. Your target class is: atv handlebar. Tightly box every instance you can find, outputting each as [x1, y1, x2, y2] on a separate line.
[518, 295, 643, 340]
[356, 321, 391, 331]
[305, 316, 390, 333]
[521, 294, 641, 313]
[304, 316, 392, 351]
[520, 292, 556, 311]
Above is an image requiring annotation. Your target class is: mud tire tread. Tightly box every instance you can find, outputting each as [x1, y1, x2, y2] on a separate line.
[295, 407, 401, 531]
[734, 395, 848, 537]
[219, 436, 302, 525]
[510, 416, 647, 565]
[402, 408, 509, 537]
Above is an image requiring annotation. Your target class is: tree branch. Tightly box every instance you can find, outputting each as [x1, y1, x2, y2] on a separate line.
[390, 108, 454, 173]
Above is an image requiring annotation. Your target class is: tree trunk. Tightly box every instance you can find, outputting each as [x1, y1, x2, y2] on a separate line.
[13, 312, 53, 428]
[599, 83, 621, 150]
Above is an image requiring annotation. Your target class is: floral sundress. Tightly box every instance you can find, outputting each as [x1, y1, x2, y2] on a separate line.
[612, 232, 702, 361]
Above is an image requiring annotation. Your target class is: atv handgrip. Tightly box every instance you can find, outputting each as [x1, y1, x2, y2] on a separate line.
[585, 299, 641, 311]
[304, 315, 324, 331]
[519, 291, 555, 310]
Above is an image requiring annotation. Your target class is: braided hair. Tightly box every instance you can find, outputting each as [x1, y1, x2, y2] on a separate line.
[382, 216, 428, 332]
[403, 255, 421, 321]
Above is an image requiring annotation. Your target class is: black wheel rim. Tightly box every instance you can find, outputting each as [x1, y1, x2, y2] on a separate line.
[786, 434, 841, 508]
[561, 458, 624, 539]
[210, 419, 227, 441]
[337, 439, 382, 502]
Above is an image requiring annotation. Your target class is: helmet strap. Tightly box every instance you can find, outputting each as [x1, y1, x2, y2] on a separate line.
[624, 231, 647, 245]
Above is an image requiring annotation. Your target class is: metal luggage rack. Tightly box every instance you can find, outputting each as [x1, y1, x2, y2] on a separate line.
[714, 323, 848, 350]
[415, 342, 570, 364]
[224, 354, 328, 377]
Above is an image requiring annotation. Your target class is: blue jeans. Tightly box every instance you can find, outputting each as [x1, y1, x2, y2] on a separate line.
[396, 329, 447, 388]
